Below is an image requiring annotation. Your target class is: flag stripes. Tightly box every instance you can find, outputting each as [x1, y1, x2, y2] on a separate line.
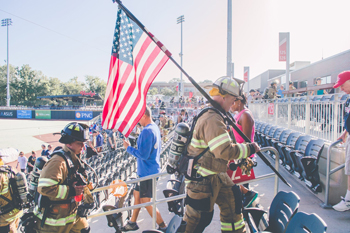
[102, 14, 169, 137]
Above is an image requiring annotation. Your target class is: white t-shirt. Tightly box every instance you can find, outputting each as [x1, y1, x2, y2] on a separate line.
[17, 156, 28, 169]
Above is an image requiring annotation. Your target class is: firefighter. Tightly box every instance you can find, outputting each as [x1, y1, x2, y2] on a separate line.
[183, 76, 260, 233]
[34, 122, 91, 233]
[0, 165, 23, 233]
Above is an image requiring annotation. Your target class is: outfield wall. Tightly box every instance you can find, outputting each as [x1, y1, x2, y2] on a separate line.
[0, 109, 101, 120]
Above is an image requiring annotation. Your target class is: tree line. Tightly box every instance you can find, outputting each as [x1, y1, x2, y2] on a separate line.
[0, 64, 107, 106]
[0, 64, 210, 106]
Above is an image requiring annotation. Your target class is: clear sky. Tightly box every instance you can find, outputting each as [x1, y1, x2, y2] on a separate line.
[0, 0, 349, 85]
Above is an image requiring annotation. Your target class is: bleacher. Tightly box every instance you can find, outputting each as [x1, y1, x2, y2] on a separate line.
[81, 123, 174, 213]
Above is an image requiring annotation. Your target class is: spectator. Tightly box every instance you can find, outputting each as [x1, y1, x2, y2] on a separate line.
[287, 81, 297, 97]
[94, 130, 104, 153]
[333, 71, 350, 211]
[264, 81, 278, 99]
[16, 151, 27, 173]
[247, 89, 256, 103]
[230, 93, 258, 207]
[27, 151, 36, 173]
[86, 131, 98, 158]
[46, 144, 53, 157]
[177, 109, 186, 124]
[128, 125, 140, 148]
[41, 144, 46, 156]
[170, 113, 175, 124]
[106, 129, 116, 151]
[277, 85, 284, 98]
[122, 106, 167, 232]
[311, 77, 328, 95]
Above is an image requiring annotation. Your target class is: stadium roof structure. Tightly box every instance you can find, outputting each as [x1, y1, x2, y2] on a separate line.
[37, 91, 103, 103]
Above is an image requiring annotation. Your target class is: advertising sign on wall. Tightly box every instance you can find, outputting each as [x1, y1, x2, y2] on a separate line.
[75, 111, 93, 120]
[0, 110, 16, 118]
[268, 103, 274, 115]
[17, 110, 32, 119]
[35, 110, 51, 119]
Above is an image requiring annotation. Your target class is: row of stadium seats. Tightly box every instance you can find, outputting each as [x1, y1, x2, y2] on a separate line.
[255, 121, 325, 193]
[83, 128, 174, 209]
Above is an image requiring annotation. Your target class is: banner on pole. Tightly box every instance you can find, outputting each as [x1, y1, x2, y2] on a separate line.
[279, 32, 288, 62]
[244, 67, 249, 83]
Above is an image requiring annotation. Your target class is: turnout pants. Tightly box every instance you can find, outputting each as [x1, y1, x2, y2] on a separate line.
[0, 217, 20, 233]
[184, 172, 245, 233]
[35, 216, 89, 233]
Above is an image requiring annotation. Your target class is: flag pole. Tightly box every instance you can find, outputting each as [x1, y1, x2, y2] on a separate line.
[112, 0, 291, 188]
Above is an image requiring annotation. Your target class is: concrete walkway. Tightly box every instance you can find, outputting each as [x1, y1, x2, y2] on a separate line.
[90, 155, 350, 232]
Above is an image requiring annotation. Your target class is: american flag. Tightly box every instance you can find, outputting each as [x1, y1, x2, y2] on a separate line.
[102, 8, 170, 136]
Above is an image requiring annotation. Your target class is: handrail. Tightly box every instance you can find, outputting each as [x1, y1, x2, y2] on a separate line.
[321, 139, 344, 209]
[88, 146, 282, 230]
[258, 147, 280, 195]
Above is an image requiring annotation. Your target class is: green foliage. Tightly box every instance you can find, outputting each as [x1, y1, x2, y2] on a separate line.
[85, 75, 107, 98]
[169, 78, 180, 83]
[0, 64, 108, 106]
[148, 87, 158, 96]
[161, 87, 176, 96]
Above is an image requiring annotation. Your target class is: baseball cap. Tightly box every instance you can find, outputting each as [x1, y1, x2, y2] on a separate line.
[249, 89, 256, 93]
[334, 71, 350, 88]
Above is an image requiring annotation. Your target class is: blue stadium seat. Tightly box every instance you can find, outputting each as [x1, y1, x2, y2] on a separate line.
[284, 212, 327, 233]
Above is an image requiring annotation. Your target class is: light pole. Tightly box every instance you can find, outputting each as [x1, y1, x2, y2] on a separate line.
[2, 18, 12, 107]
[227, 0, 232, 77]
[177, 15, 184, 97]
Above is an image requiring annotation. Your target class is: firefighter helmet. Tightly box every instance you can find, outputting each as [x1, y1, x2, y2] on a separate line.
[59, 122, 89, 144]
[205, 76, 244, 98]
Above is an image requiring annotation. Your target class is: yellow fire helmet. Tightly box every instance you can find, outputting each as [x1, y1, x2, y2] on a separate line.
[205, 76, 245, 99]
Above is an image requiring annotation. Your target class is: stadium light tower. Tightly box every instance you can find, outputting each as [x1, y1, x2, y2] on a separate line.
[177, 15, 185, 97]
[2, 18, 12, 107]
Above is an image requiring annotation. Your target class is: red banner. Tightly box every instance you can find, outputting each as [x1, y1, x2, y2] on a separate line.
[189, 92, 193, 98]
[279, 33, 288, 62]
[268, 103, 274, 115]
[244, 71, 248, 82]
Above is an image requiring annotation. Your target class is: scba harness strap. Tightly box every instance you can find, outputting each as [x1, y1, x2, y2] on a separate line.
[179, 107, 226, 181]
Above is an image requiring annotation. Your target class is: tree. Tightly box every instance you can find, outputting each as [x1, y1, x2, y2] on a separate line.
[12, 65, 39, 105]
[161, 87, 176, 96]
[148, 87, 158, 96]
[48, 77, 63, 96]
[63, 77, 86, 95]
[168, 78, 180, 83]
[200, 79, 212, 83]
[85, 75, 107, 98]
[0, 64, 17, 106]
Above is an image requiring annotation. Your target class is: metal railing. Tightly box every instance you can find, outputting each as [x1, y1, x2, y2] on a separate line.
[249, 94, 347, 142]
[87, 146, 282, 231]
[236, 147, 281, 196]
[321, 139, 345, 209]
[88, 172, 185, 229]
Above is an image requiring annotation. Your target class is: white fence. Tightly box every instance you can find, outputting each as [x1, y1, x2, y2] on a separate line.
[249, 94, 348, 142]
